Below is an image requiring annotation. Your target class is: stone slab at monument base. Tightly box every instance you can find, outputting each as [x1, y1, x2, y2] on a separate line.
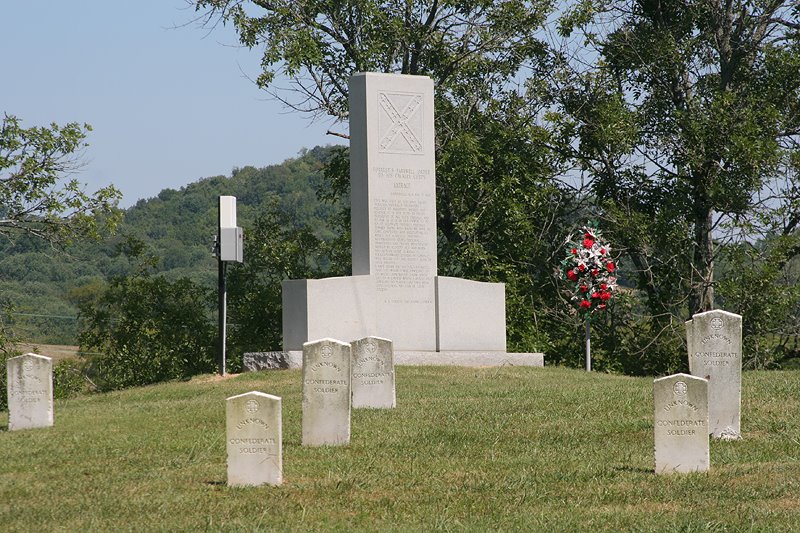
[282, 276, 377, 352]
[394, 351, 544, 367]
[435, 277, 506, 351]
[243, 350, 543, 371]
[282, 275, 507, 352]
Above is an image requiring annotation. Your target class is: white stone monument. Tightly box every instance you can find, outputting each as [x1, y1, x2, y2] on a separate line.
[686, 309, 742, 439]
[6, 353, 53, 431]
[282, 72, 542, 367]
[351, 336, 395, 409]
[654, 373, 710, 474]
[302, 338, 352, 446]
[226, 391, 282, 486]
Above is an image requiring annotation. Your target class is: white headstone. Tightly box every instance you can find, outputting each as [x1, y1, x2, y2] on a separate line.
[350, 73, 438, 350]
[654, 373, 710, 474]
[351, 336, 396, 409]
[302, 338, 352, 446]
[686, 309, 742, 439]
[226, 391, 282, 486]
[6, 353, 53, 431]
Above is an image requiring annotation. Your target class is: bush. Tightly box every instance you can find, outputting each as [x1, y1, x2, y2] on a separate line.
[78, 274, 216, 391]
[53, 359, 87, 399]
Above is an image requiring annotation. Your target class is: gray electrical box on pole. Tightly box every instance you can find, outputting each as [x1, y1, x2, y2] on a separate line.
[219, 227, 243, 262]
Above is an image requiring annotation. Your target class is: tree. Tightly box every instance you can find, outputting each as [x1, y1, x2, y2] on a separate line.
[0, 113, 121, 244]
[555, 0, 800, 316]
[193, 0, 553, 119]
[188, 0, 799, 370]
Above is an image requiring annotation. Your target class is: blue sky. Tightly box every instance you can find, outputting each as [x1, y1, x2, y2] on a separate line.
[1, 1, 344, 207]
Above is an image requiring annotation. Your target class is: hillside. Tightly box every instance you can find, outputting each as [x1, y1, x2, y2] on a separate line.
[1, 366, 798, 530]
[0, 145, 344, 344]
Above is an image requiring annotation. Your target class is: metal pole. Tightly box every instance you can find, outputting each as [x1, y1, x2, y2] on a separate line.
[218, 258, 227, 376]
[585, 318, 591, 372]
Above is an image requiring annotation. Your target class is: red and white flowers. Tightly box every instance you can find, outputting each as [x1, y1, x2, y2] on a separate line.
[561, 224, 618, 317]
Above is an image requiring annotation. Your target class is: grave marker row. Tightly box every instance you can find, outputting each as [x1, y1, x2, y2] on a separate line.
[300, 335, 396, 447]
[225, 335, 396, 485]
[654, 309, 744, 474]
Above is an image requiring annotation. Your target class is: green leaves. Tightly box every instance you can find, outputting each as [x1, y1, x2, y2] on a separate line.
[194, 0, 552, 118]
[77, 272, 216, 391]
[0, 114, 121, 245]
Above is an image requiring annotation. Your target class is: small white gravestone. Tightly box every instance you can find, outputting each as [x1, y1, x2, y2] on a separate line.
[226, 391, 282, 486]
[351, 336, 396, 409]
[654, 373, 710, 474]
[302, 338, 352, 446]
[7, 353, 53, 431]
[686, 309, 742, 439]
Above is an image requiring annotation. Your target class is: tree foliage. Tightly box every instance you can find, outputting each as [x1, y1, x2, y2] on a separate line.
[555, 0, 800, 315]
[77, 243, 216, 391]
[191, 0, 579, 357]
[0, 114, 121, 244]
[225, 201, 337, 364]
[6, 0, 800, 378]
[194, 0, 552, 119]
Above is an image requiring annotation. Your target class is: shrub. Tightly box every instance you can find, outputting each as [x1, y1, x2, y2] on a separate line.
[78, 275, 216, 391]
[53, 359, 87, 399]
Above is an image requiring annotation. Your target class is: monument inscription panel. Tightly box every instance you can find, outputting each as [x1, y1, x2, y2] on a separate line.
[350, 73, 437, 350]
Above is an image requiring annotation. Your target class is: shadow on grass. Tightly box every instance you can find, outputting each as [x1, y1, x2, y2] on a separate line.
[205, 480, 226, 486]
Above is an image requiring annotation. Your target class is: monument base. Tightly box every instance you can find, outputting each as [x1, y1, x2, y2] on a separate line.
[282, 275, 507, 352]
[243, 351, 544, 371]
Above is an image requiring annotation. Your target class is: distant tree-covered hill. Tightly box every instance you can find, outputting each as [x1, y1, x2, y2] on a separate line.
[0, 145, 343, 344]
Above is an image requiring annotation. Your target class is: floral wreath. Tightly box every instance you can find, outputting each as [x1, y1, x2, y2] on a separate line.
[560, 223, 618, 318]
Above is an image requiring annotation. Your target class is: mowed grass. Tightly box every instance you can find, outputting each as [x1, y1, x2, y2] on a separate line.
[1, 366, 798, 532]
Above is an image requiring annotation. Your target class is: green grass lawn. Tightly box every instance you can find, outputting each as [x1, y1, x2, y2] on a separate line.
[1, 366, 798, 532]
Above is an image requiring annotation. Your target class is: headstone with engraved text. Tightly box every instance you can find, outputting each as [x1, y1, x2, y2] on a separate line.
[654, 373, 710, 474]
[226, 391, 282, 486]
[686, 310, 742, 439]
[6, 353, 53, 431]
[351, 336, 396, 409]
[302, 338, 352, 446]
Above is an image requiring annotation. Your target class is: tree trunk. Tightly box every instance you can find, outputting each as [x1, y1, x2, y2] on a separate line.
[691, 206, 715, 314]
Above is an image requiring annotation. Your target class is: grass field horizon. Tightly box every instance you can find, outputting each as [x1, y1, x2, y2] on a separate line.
[10, 343, 80, 362]
[1, 366, 798, 531]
